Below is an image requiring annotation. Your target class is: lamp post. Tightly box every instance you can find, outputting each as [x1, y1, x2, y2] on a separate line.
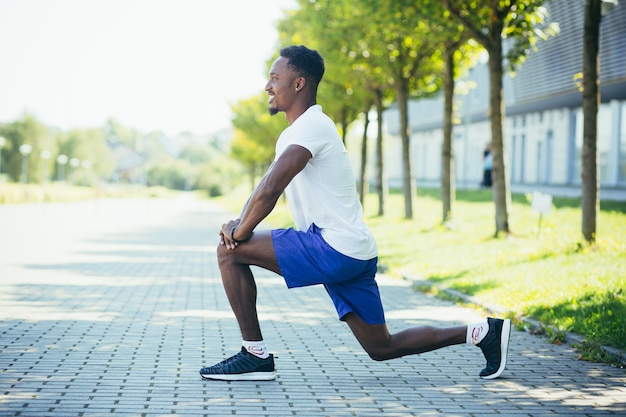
[69, 157, 80, 185]
[40, 150, 51, 184]
[0, 136, 6, 178]
[57, 154, 68, 182]
[19, 144, 32, 184]
[81, 160, 91, 186]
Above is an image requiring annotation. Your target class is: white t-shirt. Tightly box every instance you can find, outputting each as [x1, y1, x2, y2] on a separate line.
[275, 105, 378, 260]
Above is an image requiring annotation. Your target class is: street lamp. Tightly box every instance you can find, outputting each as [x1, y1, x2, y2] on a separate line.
[57, 154, 68, 182]
[40, 150, 51, 184]
[0, 136, 6, 178]
[19, 144, 32, 184]
[69, 157, 80, 185]
[81, 160, 91, 186]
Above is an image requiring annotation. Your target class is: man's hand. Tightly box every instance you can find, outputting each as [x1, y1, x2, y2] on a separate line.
[219, 219, 240, 250]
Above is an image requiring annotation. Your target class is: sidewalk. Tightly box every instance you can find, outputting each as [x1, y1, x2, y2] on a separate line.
[1, 196, 624, 417]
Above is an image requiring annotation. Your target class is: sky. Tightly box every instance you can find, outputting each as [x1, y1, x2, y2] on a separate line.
[0, 0, 296, 136]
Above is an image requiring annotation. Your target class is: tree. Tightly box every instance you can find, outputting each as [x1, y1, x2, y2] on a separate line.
[364, 1, 443, 219]
[372, 88, 391, 216]
[445, 0, 558, 236]
[580, 0, 606, 243]
[103, 118, 139, 149]
[230, 93, 288, 191]
[56, 128, 115, 185]
[357, 109, 370, 205]
[411, 0, 478, 224]
[284, 0, 444, 218]
[277, 0, 375, 206]
[343, 10, 396, 216]
[277, 0, 368, 140]
[278, 0, 450, 220]
[0, 113, 52, 183]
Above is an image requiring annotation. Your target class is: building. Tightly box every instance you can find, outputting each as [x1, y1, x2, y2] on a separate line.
[382, 0, 626, 199]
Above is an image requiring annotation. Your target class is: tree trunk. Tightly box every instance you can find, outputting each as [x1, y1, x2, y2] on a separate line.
[581, 0, 601, 243]
[374, 89, 386, 216]
[359, 110, 370, 206]
[441, 47, 456, 223]
[397, 81, 414, 219]
[488, 41, 512, 236]
[340, 113, 349, 146]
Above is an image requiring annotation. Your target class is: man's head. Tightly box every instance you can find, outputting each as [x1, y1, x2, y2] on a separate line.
[266, 46, 325, 118]
[279, 45, 325, 89]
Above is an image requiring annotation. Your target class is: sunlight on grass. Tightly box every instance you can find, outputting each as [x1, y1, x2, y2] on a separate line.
[363, 191, 626, 350]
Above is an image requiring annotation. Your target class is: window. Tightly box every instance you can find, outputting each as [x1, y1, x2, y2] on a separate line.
[617, 102, 626, 184]
[546, 130, 553, 184]
[573, 106, 612, 184]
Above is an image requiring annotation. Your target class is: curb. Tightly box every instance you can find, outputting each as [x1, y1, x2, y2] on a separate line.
[406, 275, 625, 367]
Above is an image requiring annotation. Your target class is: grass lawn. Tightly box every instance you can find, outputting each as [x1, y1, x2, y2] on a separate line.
[0, 182, 177, 204]
[216, 186, 626, 354]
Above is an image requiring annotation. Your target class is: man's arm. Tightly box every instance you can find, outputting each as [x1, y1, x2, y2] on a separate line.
[224, 144, 311, 246]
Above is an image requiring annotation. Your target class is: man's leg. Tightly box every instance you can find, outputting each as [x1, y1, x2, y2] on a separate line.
[200, 231, 281, 381]
[344, 313, 466, 361]
[216, 230, 280, 340]
[345, 312, 511, 379]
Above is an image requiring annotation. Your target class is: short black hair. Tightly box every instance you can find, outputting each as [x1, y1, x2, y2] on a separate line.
[279, 45, 325, 88]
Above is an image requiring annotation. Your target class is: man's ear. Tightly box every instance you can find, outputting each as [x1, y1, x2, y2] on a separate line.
[295, 76, 306, 91]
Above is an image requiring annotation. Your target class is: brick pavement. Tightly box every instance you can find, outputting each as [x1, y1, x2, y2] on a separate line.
[1, 196, 624, 417]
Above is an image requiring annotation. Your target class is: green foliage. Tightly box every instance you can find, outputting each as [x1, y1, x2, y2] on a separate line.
[445, 0, 559, 72]
[575, 340, 625, 367]
[56, 128, 116, 185]
[444, 0, 560, 234]
[229, 93, 288, 186]
[528, 289, 626, 350]
[278, 0, 374, 137]
[0, 112, 53, 183]
[147, 158, 189, 190]
[0, 113, 117, 186]
[230, 93, 287, 164]
[371, 190, 626, 351]
[104, 118, 140, 148]
[0, 112, 238, 196]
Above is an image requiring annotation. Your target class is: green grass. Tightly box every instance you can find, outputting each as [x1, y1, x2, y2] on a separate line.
[0, 182, 178, 204]
[216, 186, 626, 352]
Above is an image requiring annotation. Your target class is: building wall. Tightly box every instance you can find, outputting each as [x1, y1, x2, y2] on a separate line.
[377, 0, 626, 194]
[384, 100, 626, 190]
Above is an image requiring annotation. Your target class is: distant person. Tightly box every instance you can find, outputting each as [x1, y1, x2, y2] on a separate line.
[199, 45, 511, 381]
[481, 143, 492, 188]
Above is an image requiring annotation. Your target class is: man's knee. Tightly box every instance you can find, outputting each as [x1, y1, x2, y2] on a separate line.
[216, 242, 235, 266]
[364, 346, 394, 361]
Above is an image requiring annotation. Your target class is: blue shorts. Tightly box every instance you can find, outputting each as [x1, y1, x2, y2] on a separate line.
[272, 224, 385, 325]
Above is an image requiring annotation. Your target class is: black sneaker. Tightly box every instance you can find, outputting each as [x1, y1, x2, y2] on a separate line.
[199, 347, 277, 381]
[477, 318, 511, 379]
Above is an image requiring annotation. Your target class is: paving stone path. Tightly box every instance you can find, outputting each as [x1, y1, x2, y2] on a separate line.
[1, 196, 624, 416]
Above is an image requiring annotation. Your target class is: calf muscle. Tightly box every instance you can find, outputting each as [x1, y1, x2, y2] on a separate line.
[345, 313, 466, 361]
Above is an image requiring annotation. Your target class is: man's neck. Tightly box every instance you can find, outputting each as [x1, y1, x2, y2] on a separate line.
[285, 99, 317, 125]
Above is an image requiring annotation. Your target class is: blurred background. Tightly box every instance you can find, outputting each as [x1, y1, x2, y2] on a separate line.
[0, 0, 624, 212]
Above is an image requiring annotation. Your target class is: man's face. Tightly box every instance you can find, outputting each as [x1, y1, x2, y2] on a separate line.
[265, 56, 297, 116]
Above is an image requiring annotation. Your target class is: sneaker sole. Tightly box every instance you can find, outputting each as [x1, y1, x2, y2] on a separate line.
[481, 319, 511, 380]
[200, 371, 277, 381]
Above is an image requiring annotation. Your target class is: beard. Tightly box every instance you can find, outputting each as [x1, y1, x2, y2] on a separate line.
[268, 107, 279, 116]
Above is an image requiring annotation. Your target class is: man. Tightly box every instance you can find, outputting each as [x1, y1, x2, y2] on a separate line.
[481, 142, 493, 188]
[199, 45, 510, 381]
